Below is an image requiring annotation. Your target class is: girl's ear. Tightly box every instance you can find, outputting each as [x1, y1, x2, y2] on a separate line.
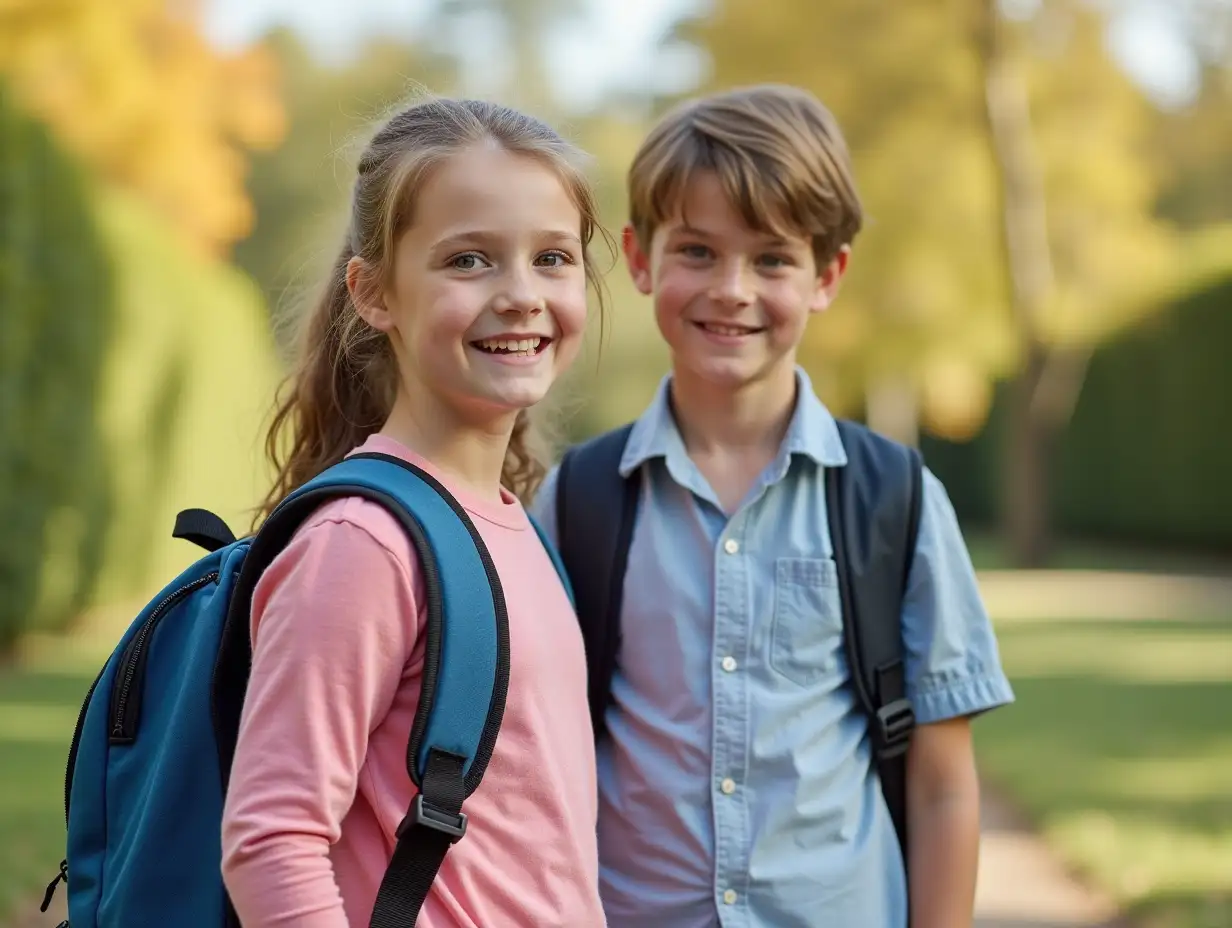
[346, 256, 394, 331]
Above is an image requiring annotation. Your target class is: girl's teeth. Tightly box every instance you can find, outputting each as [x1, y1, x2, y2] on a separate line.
[478, 336, 542, 354]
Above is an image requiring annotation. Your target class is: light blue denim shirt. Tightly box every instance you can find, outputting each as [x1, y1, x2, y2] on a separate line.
[532, 369, 1015, 928]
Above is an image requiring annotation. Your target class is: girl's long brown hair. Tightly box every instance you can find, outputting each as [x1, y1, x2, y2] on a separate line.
[258, 97, 608, 522]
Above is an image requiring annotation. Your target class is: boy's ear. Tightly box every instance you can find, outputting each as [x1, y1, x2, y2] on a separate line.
[346, 256, 394, 332]
[622, 224, 654, 296]
[810, 244, 851, 314]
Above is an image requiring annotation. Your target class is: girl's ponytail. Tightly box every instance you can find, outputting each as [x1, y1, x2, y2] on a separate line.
[259, 239, 393, 521]
[502, 408, 551, 504]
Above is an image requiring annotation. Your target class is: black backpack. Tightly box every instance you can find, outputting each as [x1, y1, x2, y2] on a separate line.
[554, 419, 923, 860]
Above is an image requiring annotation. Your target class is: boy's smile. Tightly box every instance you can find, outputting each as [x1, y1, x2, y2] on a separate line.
[624, 171, 847, 394]
[693, 320, 768, 344]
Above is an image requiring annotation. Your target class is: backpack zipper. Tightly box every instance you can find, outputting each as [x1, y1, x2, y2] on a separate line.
[63, 666, 104, 825]
[108, 571, 220, 744]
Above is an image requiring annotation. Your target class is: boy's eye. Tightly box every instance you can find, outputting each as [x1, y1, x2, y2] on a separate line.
[450, 252, 490, 271]
[758, 254, 793, 269]
[680, 244, 713, 260]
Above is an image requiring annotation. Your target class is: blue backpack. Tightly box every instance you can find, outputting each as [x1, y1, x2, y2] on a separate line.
[42, 452, 571, 928]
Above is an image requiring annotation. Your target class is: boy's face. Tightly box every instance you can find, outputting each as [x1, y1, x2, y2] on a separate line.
[624, 171, 848, 393]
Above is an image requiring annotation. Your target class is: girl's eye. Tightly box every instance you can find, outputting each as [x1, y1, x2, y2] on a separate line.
[535, 250, 574, 268]
[451, 252, 488, 271]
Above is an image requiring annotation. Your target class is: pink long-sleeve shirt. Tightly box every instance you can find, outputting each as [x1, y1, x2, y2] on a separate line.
[221, 435, 604, 927]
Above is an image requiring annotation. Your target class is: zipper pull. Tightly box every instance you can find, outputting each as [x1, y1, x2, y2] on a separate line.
[41, 859, 67, 911]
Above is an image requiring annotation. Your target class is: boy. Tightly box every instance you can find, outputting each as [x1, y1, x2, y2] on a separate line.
[532, 84, 1014, 928]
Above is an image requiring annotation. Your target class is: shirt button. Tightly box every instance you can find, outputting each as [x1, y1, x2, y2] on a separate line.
[723, 889, 738, 905]
[723, 538, 740, 555]
[721, 655, 738, 672]
[720, 777, 737, 795]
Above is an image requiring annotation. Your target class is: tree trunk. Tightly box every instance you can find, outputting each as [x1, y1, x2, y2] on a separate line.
[974, 0, 1066, 566]
[1003, 346, 1051, 567]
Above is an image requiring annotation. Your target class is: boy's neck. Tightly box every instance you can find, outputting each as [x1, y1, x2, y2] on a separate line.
[670, 364, 799, 454]
[669, 363, 799, 512]
[380, 390, 514, 504]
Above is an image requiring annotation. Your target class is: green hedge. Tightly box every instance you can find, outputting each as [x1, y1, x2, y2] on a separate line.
[922, 275, 1232, 551]
[0, 87, 114, 652]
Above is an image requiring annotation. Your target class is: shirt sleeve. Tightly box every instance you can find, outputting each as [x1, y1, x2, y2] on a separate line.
[901, 468, 1015, 725]
[528, 463, 562, 548]
[221, 512, 421, 928]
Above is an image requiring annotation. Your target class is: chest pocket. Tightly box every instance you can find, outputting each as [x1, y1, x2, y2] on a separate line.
[769, 557, 844, 686]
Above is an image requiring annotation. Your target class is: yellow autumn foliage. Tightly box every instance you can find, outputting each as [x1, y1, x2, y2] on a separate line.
[0, 0, 286, 255]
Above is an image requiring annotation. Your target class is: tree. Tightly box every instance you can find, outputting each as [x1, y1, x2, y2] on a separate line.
[971, 1, 1181, 564]
[1154, 65, 1232, 227]
[0, 0, 285, 255]
[0, 84, 113, 654]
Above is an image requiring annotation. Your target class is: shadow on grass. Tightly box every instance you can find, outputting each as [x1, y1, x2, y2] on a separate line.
[0, 667, 94, 922]
[978, 620, 1232, 927]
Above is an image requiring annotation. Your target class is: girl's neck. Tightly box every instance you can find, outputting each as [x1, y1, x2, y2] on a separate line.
[670, 363, 798, 458]
[379, 389, 515, 504]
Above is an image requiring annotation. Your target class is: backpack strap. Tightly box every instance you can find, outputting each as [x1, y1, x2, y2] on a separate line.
[554, 424, 638, 740]
[215, 452, 509, 928]
[827, 420, 924, 862]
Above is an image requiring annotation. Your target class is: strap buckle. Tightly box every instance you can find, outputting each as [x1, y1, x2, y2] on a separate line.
[397, 795, 468, 843]
[874, 698, 916, 760]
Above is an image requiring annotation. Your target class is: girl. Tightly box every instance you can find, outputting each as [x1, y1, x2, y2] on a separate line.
[220, 97, 609, 928]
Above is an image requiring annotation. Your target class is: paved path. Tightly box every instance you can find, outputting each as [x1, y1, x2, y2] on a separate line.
[977, 569, 1232, 623]
[975, 790, 1129, 928]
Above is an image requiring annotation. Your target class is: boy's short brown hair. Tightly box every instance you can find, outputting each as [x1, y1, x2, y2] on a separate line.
[628, 84, 862, 265]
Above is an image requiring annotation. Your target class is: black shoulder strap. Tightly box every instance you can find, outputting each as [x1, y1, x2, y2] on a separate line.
[554, 424, 638, 740]
[827, 419, 924, 864]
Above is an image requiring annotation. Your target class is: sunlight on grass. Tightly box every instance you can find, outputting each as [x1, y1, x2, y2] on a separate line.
[1050, 811, 1232, 904]
[999, 623, 1232, 682]
[0, 702, 79, 744]
[0, 662, 91, 921]
[979, 619, 1232, 925]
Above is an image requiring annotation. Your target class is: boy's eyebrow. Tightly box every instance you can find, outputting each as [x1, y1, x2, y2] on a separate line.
[431, 228, 582, 251]
[666, 223, 803, 250]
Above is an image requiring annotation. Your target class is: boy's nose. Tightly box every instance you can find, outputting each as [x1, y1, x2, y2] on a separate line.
[709, 266, 754, 308]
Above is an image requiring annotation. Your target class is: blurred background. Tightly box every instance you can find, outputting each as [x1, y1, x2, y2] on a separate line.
[0, 0, 1229, 925]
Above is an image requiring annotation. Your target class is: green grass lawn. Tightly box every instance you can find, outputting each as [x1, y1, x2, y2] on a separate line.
[0, 660, 93, 921]
[977, 617, 1232, 928]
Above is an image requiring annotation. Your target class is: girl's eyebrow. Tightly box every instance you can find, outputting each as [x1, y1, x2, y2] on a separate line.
[431, 229, 582, 252]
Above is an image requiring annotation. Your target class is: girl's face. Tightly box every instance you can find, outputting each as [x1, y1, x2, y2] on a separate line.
[361, 142, 589, 428]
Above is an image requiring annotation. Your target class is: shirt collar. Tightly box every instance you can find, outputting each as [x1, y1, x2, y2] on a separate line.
[618, 366, 848, 477]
